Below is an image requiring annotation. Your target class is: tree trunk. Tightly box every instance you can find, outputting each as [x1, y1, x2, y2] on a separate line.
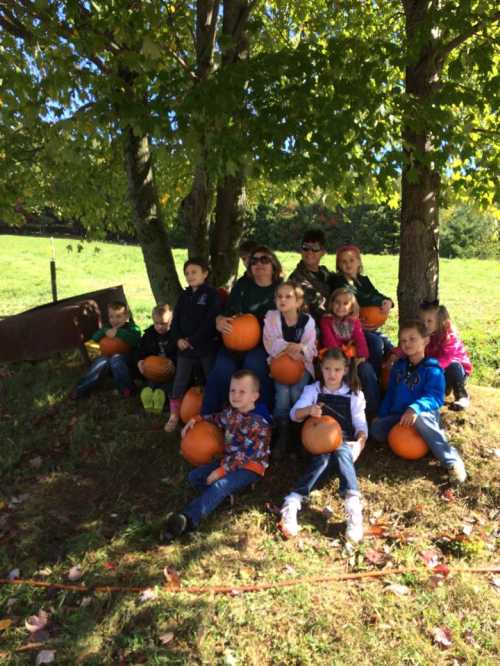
[397, 0, 441, 322]
[210, 174, 246, 287]
[124, 128, 181, 303]
[210, 0, 252, 285]
[179, 0, 220, 263]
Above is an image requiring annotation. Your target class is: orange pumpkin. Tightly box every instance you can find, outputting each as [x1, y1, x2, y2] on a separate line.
[359, 306, 388, 330]
[142, 355, 175, 383]
[99, 336, 130, 357]
[388, 424, 429, 460]
[180, 386, 204, 423]
[222, 313, 261, 352]
[302, 415, 343, 455]
[180, 420, 224, 466]
[270, 354, 305, 385]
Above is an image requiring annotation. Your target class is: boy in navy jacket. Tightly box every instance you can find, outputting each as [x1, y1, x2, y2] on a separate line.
[164, 257, 221, 431]
[371, 319, 467, 483]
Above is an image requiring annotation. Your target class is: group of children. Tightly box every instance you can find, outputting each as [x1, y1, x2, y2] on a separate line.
[71, 230, 473, 544]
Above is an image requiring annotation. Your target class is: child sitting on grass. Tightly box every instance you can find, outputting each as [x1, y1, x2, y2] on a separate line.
[136, 304, 177, 414]
[330, 244, 394, 372]
[164, 257, 221, 432]
[419, 300, 473, 411]
[162, 369, 272, 542]
[279, 348, 368, 543]
[371, 319, 467, 483]
[71, 301, 141, 399]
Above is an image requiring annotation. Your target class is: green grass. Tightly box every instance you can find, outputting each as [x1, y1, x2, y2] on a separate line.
[1, 235, 499, 384]
[1, 235, 499, 664]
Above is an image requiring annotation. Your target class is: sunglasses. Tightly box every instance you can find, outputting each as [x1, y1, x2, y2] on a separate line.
[301, 244, 322, 252]
[250, 255, 272, 265]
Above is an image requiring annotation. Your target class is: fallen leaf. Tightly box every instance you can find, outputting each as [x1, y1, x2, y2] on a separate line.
[431, 625, 452, 648]
[80, 597, 93, 607]
[68, 566, 83, 581]
[163, 566, 181, 590]
[462, 524, 473, 536]
[138, 588, 158, 603]
[25, 610, 49, 633]
[384, 583, 410, 596]
[441, 488, 456, 502]
[364, 548, 387, 565]
[0, 619, 13, 631]
[37, 567, 52, 577]
[283, 565, 296, 575]
[491, 577, 500, 591]
[433, 564, 450, 578]
[367, 525, 387, 537]
[36, 650, 55, 665]
[103, 562, 116, 570]
[159, 632, 174, 645]
[29, 456, 43, 469]
[8, 568, 20, 580]
[420, 549, 440, 568]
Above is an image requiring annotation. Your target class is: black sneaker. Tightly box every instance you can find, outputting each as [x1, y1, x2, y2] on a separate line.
[161, 513, 189, 543]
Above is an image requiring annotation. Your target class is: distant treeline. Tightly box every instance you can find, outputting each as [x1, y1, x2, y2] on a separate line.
[2, 203, 498, 259]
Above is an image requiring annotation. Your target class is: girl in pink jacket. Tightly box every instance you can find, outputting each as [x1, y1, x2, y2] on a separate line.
[320, 288, 379, 422]
[263, 281, 317, 459]
[419, 301, 472, 411]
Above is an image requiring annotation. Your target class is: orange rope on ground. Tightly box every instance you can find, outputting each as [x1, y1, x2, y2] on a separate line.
[1, 565, 498, 596]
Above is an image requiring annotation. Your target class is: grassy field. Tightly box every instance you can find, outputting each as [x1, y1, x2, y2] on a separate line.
[0, 235, 499, 665]
[1, 235, 499, 385]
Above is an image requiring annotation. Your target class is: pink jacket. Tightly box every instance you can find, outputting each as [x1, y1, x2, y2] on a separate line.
[319, 314, 369, 359]
[263, 309, 317, 377]
[426, 326, 473, 374]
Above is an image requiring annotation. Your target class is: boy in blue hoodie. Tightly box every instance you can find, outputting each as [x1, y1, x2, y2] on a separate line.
[371, 319, 467, 483]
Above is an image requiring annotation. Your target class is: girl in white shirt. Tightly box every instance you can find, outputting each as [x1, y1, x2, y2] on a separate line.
[280, 348, 368, 542]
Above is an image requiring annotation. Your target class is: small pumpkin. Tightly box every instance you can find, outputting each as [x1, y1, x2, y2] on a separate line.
[359, 306, 388, 330]
[142, 355, 175, 383]
[301, 415, 342, 455]
[222, 313, 261, 352]
[388, 424, 429, 460]
[180, 386, 204, 423]
[270, 354, 305, 385]
[341, 342, 357, 358]
[180, 420, 225, 466]
[99, 336, 130, 357]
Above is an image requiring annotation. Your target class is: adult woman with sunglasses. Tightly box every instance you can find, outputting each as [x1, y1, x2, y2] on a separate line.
[288, 229, 333, 325]
[201, 246, 282, 414]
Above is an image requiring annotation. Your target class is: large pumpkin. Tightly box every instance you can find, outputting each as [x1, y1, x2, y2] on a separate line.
[99, 336, 130, 357]
[222, 313, 261, 352]
[302, 415, 342, 455]
[142, 355, 175, 383]
[180, 386, 204, 423]
[388, 424, 429, 460]
[270, 354, 305, 385]
[180, 420, 224, 466]
[359, 306, 388, 330]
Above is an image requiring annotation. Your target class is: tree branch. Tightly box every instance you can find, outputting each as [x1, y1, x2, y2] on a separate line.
[438, 10, 500, 61]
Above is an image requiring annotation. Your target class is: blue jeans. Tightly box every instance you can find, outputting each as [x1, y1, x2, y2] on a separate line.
[274, 371, 312, 419]
[371, 411, 463, 468]
[357, 361, 380, 421]
[293, 442, 358, 498]
[364, 331, 394, 374]
[76, 354, 134, 396]
[201, 345, 273, 414]
[444, 362, 468, 398]
[183, 461, 261, 526]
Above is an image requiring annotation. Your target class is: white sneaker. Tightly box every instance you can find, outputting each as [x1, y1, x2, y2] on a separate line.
[451, 396, 470, 411]
[280, 493, 302, 538]
[344, 493, 363, 543]
[449, 459, 467, 484]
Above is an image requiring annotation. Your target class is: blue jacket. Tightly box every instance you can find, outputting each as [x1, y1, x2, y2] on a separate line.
[379, 357, 445, 417]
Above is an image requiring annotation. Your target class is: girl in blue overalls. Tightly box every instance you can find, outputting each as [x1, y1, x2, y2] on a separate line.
[279, 348, 368, 543]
